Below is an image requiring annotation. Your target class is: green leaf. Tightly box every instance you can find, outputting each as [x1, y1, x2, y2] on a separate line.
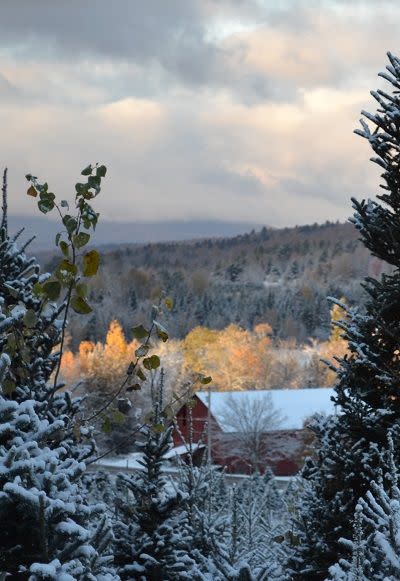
[154, 321, 168, 342]
[73, 232, 90, 249]
[23, 309, 37, 328]
[55, 233, 61, 246]
[55, 259, 77, 285]
[81, 164, 92, 176]
[75, 282, 88, 298]
[6, 333, 16, 356]
[117, 399, 131, 415]
[38, 199, 54, 214]
[132, 324, 149, 340]
[126, 361, 135, 375]
[96, 165, 107, 178]
[136, 367, 146, 381]
[42, 280, 61, 300]
[135, 344, 150, 358]
[32, 282, 44, 296]
[143, 354, 161, 370]
[164, 297, 174, 310]
[60, 200, 69, 208]
[75, 182, 90, 196]
[73, 420, 81, 441]
[39, 191, 55, 202]
[83, 250, 100, 277]
[101, 416, 112, 433]
[151, 423, 165, 433]
[200, 375, 212, 385]
[59, 241, 69, 257]
[143, 411, 155, 424]
[186, 398, 197, 409]
[62, 215, 78, 235]
[71, 295, 92, 314]
[3, 378, 16, 395]
[126, 383, 141, 392]
[162, 405, 174, 420]
[113, 408, 127, 422]
[88, 175, 101, 190]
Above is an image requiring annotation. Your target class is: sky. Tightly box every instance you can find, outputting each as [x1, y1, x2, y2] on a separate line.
[0, 0, 398, 228]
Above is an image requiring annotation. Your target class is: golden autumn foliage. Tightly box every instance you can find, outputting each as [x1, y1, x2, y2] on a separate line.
[300, 299, 349, 387]
[61, 320, 139, 390]
[61, 315, 348, 394]
[329, 298, 348, 343]
[182, 323, 273, 390]
[321, 298, 349, 385]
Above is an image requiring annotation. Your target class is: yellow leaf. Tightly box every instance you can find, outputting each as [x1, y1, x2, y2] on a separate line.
[83, 250, 100, 277]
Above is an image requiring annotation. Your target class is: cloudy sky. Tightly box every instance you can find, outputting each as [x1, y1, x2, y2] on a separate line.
[0, 0, 398, 228]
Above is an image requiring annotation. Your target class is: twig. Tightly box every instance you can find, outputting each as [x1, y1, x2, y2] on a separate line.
[1, 167, 7, 232]
[86, 422, 147, 465]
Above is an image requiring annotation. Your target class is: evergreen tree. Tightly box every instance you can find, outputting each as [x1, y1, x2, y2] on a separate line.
[0, 172, 93, 461]
[113, 373, 201, 580]
[0, 167, 114, 577]
[0, 172, 62, 402]
[329, 434, 400, 580]
[286, 52, 400, 579]
[0, 370, 115, 578]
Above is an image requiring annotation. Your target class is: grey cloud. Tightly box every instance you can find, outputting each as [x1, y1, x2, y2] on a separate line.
[0, 1, 198, 61]
[0, 0, 356, 105]
[0, 73, 19, 99]
[0, 0, 223, 86]
[197, 167, 265, 197]
[0, 0, 391, 230]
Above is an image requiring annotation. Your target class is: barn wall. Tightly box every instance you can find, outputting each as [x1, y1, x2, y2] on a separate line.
[174, 397, 310, 477]
[173, 395, 221, 446]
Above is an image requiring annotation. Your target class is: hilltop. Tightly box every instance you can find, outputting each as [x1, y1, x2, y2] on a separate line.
[57, 220, 383, 349]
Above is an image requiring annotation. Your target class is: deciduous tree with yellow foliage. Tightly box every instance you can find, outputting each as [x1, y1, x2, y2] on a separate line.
[182, 323, 273, 391]
[61, 319, 139, 390]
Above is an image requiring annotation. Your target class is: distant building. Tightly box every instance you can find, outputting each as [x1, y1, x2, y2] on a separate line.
[173, 388, 336, 476]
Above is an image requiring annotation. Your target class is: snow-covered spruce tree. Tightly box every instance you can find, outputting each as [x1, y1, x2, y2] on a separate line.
[170, 403, 286, 580]
[172, 404, 229, 568]
[0, 393, 115, 578]
[0, 169, 95, 462]
[0, 169, 62, 401]
[329, 433, 400, 581]
[204, 480, 286, 581]
[113, 372, 201, 580]
[0, 166, 116, 577]
[328, 504, 367, 581]
[286, 52, 400, 579]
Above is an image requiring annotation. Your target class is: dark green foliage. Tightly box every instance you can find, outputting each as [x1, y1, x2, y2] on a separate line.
[0, 168, 114, 577]
[113, 381, 199, 580]
[0, 391, 114, 578]
[0, 221, 63, 401]
[286, 52, 400, 579]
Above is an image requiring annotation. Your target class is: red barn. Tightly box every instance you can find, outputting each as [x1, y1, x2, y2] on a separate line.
[173, 388, 336, 476]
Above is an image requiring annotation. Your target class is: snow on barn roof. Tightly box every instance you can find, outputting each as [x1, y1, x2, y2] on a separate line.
[195, 387, 337, 432]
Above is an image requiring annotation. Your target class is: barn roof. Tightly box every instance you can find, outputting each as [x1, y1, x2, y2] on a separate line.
[195, 387, 337, 432]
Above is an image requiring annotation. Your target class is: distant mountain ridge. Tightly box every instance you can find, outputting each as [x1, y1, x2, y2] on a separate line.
[7, 215, 265, 250]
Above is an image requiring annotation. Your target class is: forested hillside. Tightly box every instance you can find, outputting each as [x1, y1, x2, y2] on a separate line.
[58, 220, 385, 348]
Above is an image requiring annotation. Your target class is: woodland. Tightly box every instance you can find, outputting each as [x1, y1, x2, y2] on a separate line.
[2, 52, 400, 581]
[58, 220, 377, 348]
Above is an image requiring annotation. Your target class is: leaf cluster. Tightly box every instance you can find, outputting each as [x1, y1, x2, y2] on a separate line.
[26, 164, 106, 314]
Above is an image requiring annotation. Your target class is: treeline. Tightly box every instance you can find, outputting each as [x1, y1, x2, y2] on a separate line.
[55, 220, 387, 349]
